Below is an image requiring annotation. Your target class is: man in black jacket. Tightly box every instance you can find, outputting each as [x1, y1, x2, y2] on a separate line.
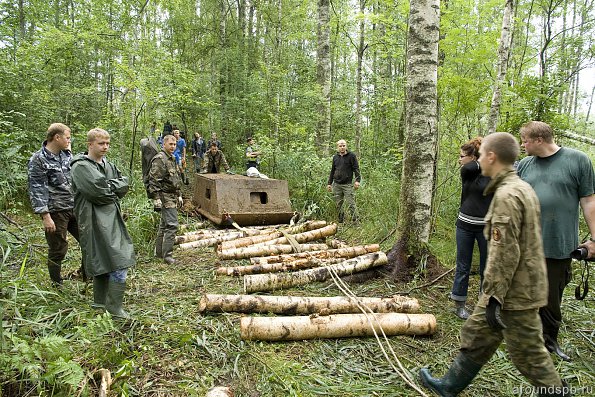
[327, 139, 361, 223]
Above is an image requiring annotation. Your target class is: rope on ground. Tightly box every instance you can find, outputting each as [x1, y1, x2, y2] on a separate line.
[326, 265, 429, 397]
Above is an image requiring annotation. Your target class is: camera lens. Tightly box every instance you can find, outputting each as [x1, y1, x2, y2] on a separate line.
[570, 247, 588, 260]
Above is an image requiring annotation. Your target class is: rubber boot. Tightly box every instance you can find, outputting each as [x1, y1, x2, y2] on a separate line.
[162, 238, 176, 265]
[419, 353, 482, 397]
[155, 235, 164, 259]
[544, 334, 571, 362]
[47, 262, 63, 285]
[454, 300, 469, 320]
[91, 274, 109, 310]
[105, 280, 130, 319]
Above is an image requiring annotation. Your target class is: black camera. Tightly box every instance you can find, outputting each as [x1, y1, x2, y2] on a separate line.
[570, 247, 593, 261]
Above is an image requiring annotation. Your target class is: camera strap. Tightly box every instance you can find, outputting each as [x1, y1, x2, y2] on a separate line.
[574, 259, 589, 300]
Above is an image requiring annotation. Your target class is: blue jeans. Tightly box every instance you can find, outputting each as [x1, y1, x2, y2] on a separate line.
[451, 226, 487, 301]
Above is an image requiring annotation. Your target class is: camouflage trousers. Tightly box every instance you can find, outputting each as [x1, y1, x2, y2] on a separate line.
[332, 183, 358, 222]
[460, 305, 562, 389]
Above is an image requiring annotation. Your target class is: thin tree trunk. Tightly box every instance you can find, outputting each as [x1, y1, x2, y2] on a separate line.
[316, 0, 331, 154]
[355, 0, 367, 155]
[199, 294, 421, 314]
[244, 252, 387, 292]
[219, 221, 328, 250]
[248, 224, 337, 248]
[240, 312, 437, 341]
[487, 0, 515, 134]
[217, 256, 346, 276]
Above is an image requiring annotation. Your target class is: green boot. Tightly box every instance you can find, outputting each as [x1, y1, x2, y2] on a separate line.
[155, 234, 164, 259]
[419, 353, 482, 396]
[91, 274, 109, 310]
[105, 280, 130, 319]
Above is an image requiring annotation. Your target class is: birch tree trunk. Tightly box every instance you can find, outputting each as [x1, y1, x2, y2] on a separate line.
[354, 0, 367, 155]
[487, 0, 515, 135]
[244, 252, 387, 292]
[249, 244, 380, 265]
[249, 224, 337, 247]
[217, 256, 346, 276]
[387, 0, 440, 280]
[316, 0, 331, 154]
[219, 221, 327, 250]
[240, 312, 437, 341]
[199, 294, 420, 315]
[218, 243, 333, 260]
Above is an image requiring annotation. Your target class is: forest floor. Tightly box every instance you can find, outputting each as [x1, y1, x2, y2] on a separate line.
[2, 191, 595, 396]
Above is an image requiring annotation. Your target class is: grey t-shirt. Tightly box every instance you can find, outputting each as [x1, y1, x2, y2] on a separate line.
[517, 147, 595, 259]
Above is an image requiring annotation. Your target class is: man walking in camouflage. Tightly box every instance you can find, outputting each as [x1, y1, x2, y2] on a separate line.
[28, 123, 85, 285]
[148, 134, 182, 265]
[420, 133, 567, 397]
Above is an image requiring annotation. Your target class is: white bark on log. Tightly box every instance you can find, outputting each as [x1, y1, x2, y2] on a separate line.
[205, 386, 233, 397]
[219, 220, 328, 250]
[216, 256, 344, 276]
[199, 294, 420, 315]
[97, 369, 112, 397]
[218, 243, 331, 260]
[250, 223, 337, 247]
[250, 244, 380, 265]
[243, 252, 387, 293]
[558, 130, 595, 145]
[240, 312, 436, 341]
[178, 231, 245, 250]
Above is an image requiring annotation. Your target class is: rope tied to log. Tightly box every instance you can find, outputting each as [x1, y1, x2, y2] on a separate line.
[280, 229, 302, 253]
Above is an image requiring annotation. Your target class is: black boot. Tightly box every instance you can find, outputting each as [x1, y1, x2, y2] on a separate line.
[105, 280, 130, 319]
[47, 262, 63, 285]
[544, 334, 571, 362]
[91, 274, 109, 310]
[420, 353, 482, 397]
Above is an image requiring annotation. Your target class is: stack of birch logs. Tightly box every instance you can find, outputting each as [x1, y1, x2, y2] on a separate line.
[177, 220, 437, 341]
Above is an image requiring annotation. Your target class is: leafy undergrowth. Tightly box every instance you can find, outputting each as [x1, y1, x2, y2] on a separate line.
[1, 214, 594, 397]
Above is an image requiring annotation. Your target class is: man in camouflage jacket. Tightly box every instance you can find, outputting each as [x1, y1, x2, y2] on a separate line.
[28, 123, 85, 285]
[204, 142, 230, 173]
[420, 133, 567, 397]
[148, 134, 182, 265]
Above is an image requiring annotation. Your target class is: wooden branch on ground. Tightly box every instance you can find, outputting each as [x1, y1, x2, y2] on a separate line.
[243, 252, 388, 293]
[240, 312, 437, 341]
[97, 369, 112, 397]
[559, 130, 595, 145]
[219, 220, 327, 250]
[216, 256, 344, 276]
[198, 294, 420, 315]
[205, 386, 233, 397]
[249, 244, 380, 265]
[249, 223, 337, 247]
[217, 242, 333, 260]
[178, 231, 245, 250]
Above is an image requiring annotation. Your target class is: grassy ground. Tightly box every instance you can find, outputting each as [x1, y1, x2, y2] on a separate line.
[2, 207, 594, 397]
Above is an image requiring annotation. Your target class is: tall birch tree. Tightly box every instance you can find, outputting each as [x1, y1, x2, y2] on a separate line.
[388, 0, 440, 279]
[316, 0, 331, 153]
[487, 0, 515, 135]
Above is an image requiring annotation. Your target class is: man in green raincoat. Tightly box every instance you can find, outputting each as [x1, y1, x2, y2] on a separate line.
[71, 128, 135, 319]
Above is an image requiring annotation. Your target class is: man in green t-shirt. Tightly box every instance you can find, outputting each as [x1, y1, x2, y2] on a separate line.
[517, 121, 595, 362]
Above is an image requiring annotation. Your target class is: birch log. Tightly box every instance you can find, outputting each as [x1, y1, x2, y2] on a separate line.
[250, 244, 380, 265]
[178, 231, 245, 250]
[240, 312, 436, 341]
[216, 256, 344, 276]
[243, 252, 387, 292]
[199, 294, 420, 314]
[219, 220, 328, 250]
[218, 243, 331, 260]
[249, 224, 337, 247]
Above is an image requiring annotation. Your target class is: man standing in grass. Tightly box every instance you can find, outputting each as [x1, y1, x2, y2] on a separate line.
[71, 128, 135, 319]
[28, 122, 86, 285]
[327, 139, 361, 223]
[148, 134, 182, 265]
[420, 132, 567, 397]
